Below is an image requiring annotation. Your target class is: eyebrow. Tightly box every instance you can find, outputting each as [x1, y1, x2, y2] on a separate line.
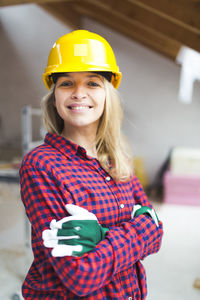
[87, 74, 101, 78]
[86, 74, 104, 82]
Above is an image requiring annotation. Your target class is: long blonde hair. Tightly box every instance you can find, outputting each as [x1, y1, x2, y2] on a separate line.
[41, 80, 133, 181]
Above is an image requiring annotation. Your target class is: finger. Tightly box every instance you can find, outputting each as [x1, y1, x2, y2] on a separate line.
[131, 204, 142, 219]
[65, 204, 89, 216]
[43, 235, 80, 248]
[50, 219, 58, 230]
[42, 229, 58, 240]
[43, 239, 58, 248]
[50, 216, 78, 229]
[65, 204, 97, 220]
[43, 227, 79, 240]
[57, 227, 81, 236]
[51, 244, 83, 257]
[52, 215, 97, 230]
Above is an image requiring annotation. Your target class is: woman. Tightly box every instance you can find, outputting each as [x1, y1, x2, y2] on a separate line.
[20, 30, 163, 299]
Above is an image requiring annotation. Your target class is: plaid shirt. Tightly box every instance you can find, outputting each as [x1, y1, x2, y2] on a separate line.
[20, 133, 163, 300]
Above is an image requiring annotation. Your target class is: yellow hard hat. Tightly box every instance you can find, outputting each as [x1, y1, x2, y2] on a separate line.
[43, 30, 122, 89]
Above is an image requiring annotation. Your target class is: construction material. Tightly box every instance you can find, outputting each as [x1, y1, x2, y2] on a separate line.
[164, 171, 200, 206]
[170, 147, 200, 175]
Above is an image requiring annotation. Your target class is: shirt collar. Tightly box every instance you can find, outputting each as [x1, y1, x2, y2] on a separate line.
[44, 132, 88, 159]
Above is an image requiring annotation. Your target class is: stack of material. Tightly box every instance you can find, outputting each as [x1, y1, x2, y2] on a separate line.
[0, 161, 20, 183]
[164, 147, 200, 206]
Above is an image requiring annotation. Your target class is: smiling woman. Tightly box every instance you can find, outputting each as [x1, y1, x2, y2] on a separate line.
[19, 30, 163, 300]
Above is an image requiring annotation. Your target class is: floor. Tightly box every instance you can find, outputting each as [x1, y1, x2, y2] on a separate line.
[144, 202, 200, 300]
[0, 181, 200, 299]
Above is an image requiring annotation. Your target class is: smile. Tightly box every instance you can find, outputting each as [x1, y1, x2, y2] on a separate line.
[67, 106, 92, 110]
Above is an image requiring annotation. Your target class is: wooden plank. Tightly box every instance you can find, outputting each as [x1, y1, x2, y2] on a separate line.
[73, 1, 181, 60]
[90, 0, 200, 52]
[0, 0, 73, 7]
[132, 0, 200, 30]
[38, 2, 82, 29]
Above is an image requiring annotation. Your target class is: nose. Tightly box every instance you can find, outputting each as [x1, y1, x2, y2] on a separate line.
[71, 84, 87, 100]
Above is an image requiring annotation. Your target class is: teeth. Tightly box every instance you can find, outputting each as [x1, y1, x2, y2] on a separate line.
[70, 106, 90, 110]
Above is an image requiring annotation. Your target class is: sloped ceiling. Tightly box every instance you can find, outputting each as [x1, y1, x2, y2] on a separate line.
[1, 0, 200, 60]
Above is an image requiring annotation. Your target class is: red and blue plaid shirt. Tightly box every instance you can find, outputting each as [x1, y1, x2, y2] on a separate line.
[20, 133, 163, 300]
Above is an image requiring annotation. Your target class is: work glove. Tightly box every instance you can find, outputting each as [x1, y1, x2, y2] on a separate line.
[42, 204, 109, 257]
[131, 204, 159, 227]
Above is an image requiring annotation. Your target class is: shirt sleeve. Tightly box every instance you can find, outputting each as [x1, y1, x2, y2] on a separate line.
[20, 162, 163, 297]
[132, 174, 153, 207]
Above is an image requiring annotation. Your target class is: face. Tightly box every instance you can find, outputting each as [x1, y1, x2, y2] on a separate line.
[54, 72, 106, 135]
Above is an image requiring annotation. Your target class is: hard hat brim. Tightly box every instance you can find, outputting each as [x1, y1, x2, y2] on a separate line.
[43, 66, 122, 90]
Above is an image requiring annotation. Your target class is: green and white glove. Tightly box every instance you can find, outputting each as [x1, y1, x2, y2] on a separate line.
[42, 204, 109, 257]
[131, 204, 159, 227]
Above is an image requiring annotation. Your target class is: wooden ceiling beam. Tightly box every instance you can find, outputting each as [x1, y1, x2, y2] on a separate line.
[38, 2, 82, 29]
[2, 0, 196, 59]
[89, 0, 200, 52]
[73, 1, 181, 60]
[133, 0, 200, 30]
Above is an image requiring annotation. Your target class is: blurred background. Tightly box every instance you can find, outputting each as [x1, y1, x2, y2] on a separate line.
[0, 1, 200, 299]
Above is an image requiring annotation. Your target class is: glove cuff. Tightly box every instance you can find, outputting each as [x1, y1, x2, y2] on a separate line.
[133, 206, 159, 227]
[100, 226, 109, 239]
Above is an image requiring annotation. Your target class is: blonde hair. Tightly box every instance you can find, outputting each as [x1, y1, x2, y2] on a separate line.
[41, 80, 133, 181]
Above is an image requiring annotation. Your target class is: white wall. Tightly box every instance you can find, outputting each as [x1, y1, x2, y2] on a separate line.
[0, 4, 200, 181]
[0, 4, 71, 146]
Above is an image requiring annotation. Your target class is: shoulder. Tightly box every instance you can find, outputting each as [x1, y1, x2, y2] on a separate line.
[21, 142, 62, 170]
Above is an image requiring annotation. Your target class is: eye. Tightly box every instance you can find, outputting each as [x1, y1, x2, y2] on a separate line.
[59, 80, 73, 87]
[88, 81, 101, 87]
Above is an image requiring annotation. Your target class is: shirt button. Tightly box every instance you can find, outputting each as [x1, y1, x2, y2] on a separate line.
[120, 204, 125, 209]
[128, 297, 132, 300]
[105, 176, 111, 181]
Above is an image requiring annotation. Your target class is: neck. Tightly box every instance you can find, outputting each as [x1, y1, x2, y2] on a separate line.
[62, 126, 98, 158]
